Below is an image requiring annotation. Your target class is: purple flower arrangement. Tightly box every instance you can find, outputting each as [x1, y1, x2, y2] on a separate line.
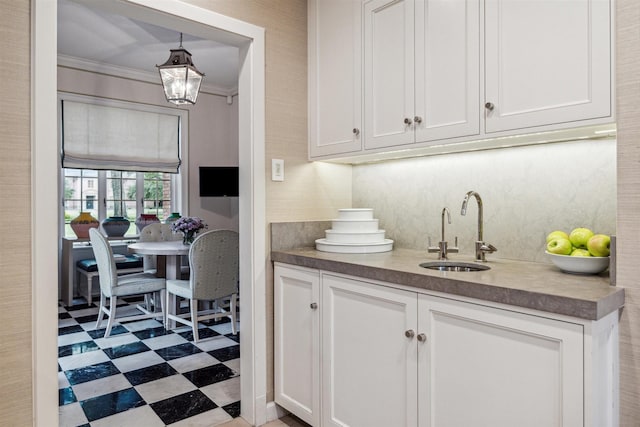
[171, 216, 208, 244]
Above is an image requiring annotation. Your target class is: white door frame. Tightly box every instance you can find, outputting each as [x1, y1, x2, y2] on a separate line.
[32, 1, 267, 425]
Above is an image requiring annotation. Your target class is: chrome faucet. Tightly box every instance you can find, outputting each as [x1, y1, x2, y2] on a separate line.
[428, 207, 459, 260]
[461, 191, 497, 262]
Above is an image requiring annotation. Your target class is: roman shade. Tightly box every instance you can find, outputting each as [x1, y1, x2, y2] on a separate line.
[61, 100, 181, 173]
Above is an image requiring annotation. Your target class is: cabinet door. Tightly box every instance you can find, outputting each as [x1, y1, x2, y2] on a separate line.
[417, 294, 584, 427]
[322, 274, 418, 427]
[364, 0, 416, 150]
[274, 264, 320, 426]
[485, 0, 611, 133]
[309, 0, 362, 158]
[414, 0, 480, 143]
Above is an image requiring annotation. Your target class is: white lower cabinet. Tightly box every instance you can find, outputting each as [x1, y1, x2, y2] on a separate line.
[274, 263, 618, 427]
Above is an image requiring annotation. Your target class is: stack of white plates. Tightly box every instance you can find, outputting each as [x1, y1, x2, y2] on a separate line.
[315, 208, 393, 253]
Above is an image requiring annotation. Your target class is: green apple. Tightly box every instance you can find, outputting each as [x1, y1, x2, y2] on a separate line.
[587, 234, 611, 257]
[546, 230, 569, 244]
[571, 248, 591, 257]
[569, 227, 594, 249]
[547, 237, 572, 255]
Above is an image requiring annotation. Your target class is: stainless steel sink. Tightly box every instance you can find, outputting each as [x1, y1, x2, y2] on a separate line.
[419, 261, 490, 272]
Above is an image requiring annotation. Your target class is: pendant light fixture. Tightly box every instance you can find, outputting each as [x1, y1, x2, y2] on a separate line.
[157, 33, 205, 105]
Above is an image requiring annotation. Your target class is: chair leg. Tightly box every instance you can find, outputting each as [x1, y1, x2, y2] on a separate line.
[230, 293, 238, 335]
[104, 296, 117, 338]
[95, 292, 106, 329]
[160, 289, 166, 327]
[165, 289, 171, 331]
[191, 298, 199, 343]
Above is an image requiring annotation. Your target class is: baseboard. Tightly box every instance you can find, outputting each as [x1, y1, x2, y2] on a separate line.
[266, 402, 289, 423]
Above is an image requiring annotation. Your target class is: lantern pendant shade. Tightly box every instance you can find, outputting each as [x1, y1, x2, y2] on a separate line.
[157, 47, 204, 105]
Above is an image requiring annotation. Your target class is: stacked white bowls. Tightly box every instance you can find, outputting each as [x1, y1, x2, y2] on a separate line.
[315, 208, 393, 253]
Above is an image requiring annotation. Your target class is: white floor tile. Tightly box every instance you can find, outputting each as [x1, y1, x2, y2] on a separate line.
[223, 358, 240, 375]
[135, 374, 196, 404]
[58, 402, 88, 427]
[72, 373, 131, 401]
[58, 371, 70, 389]
[58, 331, 93, 347]
[142, 332, 189, 350]
[168, 407, 233, 427]
[90, 404, 166, 427]
[167, 352, 219, 373]
[210, 321, 240, 336]
[123, 318, 164, 332]
[58, 349, 110, 372]
[110, 350, 166, 373]
[58, 317, 81, 329]
[68, 307, 100, 318]
[94, 333, 140, 349]
[193, 335, 239, 352]
[200, 376, 241, 407]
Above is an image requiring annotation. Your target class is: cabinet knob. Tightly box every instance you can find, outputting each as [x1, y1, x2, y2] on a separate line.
[405, 329, 415, 339]
[417, 333, 427, 343]
[404, 117, 413, 125]
[352, 128, 360, 136]
[485, 102, 495, 111]
[414, 116, 422, 124]
[310, 302, 318, 310]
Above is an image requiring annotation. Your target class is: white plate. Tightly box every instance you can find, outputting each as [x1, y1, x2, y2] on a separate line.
[325, 229, 386, 244]
[545, 251, 609, 274]
[315, 238, 393, 253]
[330, 218, 379, 232]
[337, 208, 374, 220]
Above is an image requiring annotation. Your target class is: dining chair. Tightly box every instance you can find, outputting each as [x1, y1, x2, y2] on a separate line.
[165, 229, 239, 342]
[138, 222, 183, 273]
[89, 228, 167, 338]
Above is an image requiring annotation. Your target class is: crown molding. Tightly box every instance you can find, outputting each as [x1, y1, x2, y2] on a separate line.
[57, 54, 238, 97]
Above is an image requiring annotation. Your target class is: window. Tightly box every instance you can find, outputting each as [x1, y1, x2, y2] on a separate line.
[63, 169, 178, 238]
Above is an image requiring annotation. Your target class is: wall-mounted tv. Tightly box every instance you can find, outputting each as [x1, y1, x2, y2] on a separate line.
[199, 166, 239, 197]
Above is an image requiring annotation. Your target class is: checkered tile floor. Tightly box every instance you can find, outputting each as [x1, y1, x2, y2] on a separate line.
[58, 296, 241, 427]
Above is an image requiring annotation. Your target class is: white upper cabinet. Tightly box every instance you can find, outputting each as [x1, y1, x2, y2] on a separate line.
[363, 0, 416, 149]
[364, 0, 479, 151]
[414, 0, 480, 143]
[308, 0, 362, 158]
[484, 0, 612, 133]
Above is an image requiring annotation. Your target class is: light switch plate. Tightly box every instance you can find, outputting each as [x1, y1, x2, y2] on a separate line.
[272, 159, 284, 181]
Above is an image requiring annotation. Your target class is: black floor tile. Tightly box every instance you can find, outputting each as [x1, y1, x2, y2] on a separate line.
[178, 327, 220, 342]
[103, 341, 151, 359]
[223, 400, 241, 418]
[65, 360, 120, 386]
[74, 314, 99, 324]
[183, 363, 238, 388]
[154, 342, 202, 361]
[133, 326, 173, 340]
[208, 344, 240, 362]
[80, 387, 145, 422]
[59, 312, 72, 320]
[123, 362, 178, 386]
[150, 389, 217, 425]
[87, 324, 129, 339]
[65, 302, 95, 311]
[200, 316, 231, 326]
[58, 325, 85, 336]
[225, 331, 240, 343]
[58, 340, 100, 358]
[59, 386, 77, 406]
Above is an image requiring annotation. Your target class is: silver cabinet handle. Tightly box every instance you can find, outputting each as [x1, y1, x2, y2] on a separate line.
[405, 329, 415, 338]
[310, 302, 318, 310]
[404, 117, 413, 125]
[352, 128, 360, 136]
[414, 116, 422, 124]
[485, 102, 495, 111]
[417, 333, 427, 343]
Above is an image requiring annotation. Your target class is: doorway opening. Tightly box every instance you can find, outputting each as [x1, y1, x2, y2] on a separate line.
[33, 1, 266, 425]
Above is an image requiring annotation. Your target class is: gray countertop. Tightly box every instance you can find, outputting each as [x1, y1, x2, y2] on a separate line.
[271, 247, 624, 321]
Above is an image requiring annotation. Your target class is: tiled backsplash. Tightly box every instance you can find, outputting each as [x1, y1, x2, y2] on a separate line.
[352, 139, 616, 263]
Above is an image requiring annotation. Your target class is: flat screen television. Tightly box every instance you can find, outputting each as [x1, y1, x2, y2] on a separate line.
[199, 166, 239, 197]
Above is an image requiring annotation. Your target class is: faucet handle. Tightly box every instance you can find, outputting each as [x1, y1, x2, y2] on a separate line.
[427, 236, 440, 253]
[480, 242, 497, 253]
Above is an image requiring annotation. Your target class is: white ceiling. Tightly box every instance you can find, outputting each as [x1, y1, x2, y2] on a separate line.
[57, 0, 240, 95]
